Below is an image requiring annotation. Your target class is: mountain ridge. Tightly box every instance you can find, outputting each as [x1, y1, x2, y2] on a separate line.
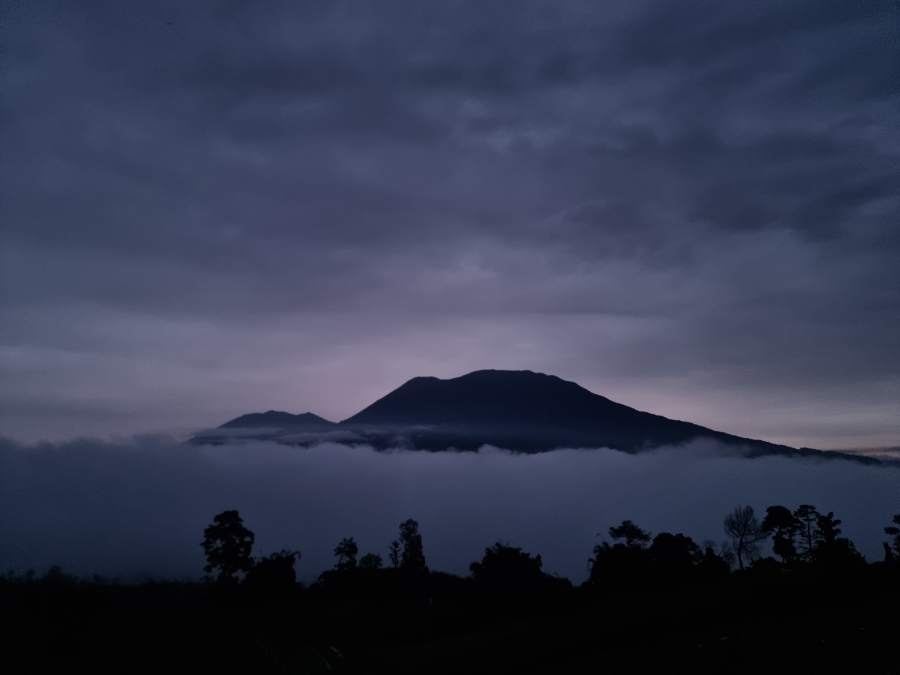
[192, 369, 866, 459]
[220, 410, 336, 428]
[336, 369, 800, 455]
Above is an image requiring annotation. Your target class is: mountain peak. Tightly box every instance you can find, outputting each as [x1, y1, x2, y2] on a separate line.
[343, 369, 631, 429]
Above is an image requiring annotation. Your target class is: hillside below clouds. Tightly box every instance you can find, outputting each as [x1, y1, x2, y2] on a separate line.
[193, 370, 837, 458]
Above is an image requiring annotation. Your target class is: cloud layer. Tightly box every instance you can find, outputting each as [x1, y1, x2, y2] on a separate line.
[2, 437, 897, 581]
[1, 1, 898, 447]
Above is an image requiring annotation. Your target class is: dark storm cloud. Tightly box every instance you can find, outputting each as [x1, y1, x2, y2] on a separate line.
[1, 437, 898, 581]
[1, 1, 898, 446]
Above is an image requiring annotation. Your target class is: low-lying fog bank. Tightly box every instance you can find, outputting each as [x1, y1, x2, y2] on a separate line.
[1, 436, 897, 581]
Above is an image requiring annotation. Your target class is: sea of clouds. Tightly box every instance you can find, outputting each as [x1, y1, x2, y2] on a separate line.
[1, 436, 897, 582]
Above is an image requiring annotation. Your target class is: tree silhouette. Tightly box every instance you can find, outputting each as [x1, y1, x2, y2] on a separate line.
[398, 519, 427, 572]
[245, 550, 299, 589]
[589, 520, 652, 584]
[815, 512, 842, 547]
[388, 540, 401, 568]
[807, 511, 864, 571]
[609, 520, 651, 548]
[470, 543, 545, 591]
[359, 553, 383, 570]
[884, 514, 900, 561]
[696, 544, 731, 581]
[201, 510, 255, 583]
[648, 532, 701, 577]
[761, 505, 800, 564]
[723, 505, 765, 570]
[794, 504, 820, 561]
[11, 498, 900, 674]
[334, 537, 359, 571]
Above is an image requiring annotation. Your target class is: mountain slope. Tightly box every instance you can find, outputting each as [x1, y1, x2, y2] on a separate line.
[340, 370, 799, 454]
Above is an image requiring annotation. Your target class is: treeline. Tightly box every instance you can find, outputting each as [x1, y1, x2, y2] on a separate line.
[193, 505, 900, 590]
[7, 504, 898, 589]
[4, 506, 900, 673]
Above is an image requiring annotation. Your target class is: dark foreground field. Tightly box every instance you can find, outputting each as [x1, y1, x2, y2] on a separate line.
[5, 506, 900, 673]
[3, 564, 899, 674]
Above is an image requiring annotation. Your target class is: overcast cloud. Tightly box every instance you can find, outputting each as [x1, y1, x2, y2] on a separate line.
[1, 1, 898, 447]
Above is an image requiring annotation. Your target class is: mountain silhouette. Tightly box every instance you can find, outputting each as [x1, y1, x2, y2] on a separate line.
[220, 410, 335, 428]
[190, 410, 340, 446]
[339, 369, 803, 454]
[345, 370, 681, 428]
[196, 369, 842, 457]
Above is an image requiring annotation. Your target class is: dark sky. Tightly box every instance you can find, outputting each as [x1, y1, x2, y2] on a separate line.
[1, 1, 898, 448]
